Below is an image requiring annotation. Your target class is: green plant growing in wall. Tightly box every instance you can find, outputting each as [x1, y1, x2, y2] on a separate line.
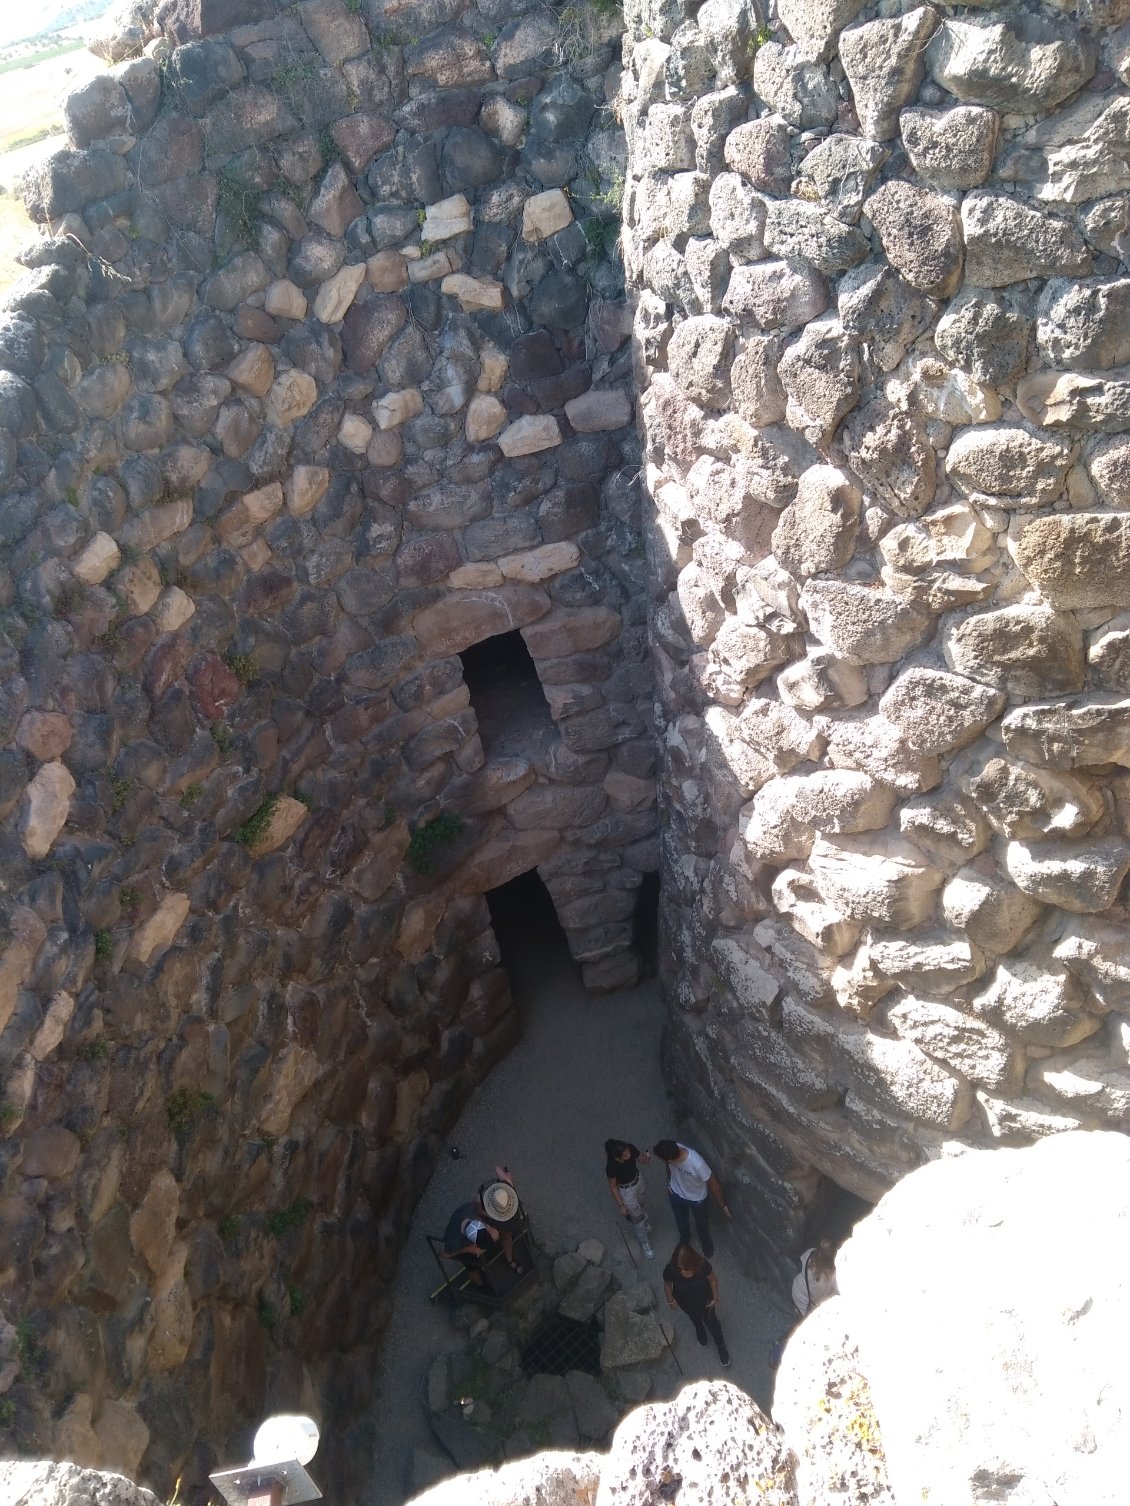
[257, 1291, 279, 1338]
[110, 777, 133, 813]
[211, 723, 234, 755]
[406, 812, 464, 874]
[93, 929, 113, 960]
[166, 1086, 215, 1133]
[266, 1198, 313, 1238]
[226, 651, 257, 685]
[180, 783, 203, 808]
[0, 1099, 18, 1133]
[235, 796, 279, 849]
[218, 1214, 240, 1240]
[288, 1285, 308, 1316]
[592, 171, 625, 214]
[76, 1037, 109, 1062]
[0, 1399, 15, 1429]
[216, 168, 265, 244]
[15, 1317, 42, 1378]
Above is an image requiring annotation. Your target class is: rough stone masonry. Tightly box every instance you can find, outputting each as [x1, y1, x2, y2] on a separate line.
[3, 0, 1130, 1496]
[625, 0, 1130, 1265]
[0, 0, 652, 1493]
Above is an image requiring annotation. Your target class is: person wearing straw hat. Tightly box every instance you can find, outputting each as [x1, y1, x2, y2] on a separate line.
[478, 1164, 525, 1274]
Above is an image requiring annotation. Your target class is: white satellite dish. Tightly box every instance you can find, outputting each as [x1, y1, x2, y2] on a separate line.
[252, 1415, 320, 1467]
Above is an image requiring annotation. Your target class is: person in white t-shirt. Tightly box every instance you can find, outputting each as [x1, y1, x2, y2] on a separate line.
[653, 1139, 731, 1257]
[791, 1239, 838, 1317]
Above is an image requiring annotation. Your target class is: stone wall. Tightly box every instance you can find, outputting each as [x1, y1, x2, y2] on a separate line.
[622, 0, 1130, 1261]
[0, 0, 654, 1492]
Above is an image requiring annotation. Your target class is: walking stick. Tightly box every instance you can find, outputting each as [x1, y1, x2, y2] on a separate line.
[617, 1222, 640, 1271]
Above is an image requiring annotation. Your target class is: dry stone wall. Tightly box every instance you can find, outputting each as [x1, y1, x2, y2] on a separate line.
[623, 0, 1130, 1258]
[0, 0, 653, 1492]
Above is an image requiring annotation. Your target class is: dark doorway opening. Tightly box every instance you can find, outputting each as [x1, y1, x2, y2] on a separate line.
[810, 1177, 872, 1249]
[460, 630, 556, 761]
[632, 871, 660, 978]
[486, 868, 575, 999]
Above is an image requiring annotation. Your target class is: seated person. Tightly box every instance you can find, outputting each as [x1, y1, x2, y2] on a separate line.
[442, 1200, 499, 1286]
[478, 1167, 525, 1275]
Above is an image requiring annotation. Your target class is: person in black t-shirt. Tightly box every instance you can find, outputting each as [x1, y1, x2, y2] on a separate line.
[663, 1243, 731, 1366]
[605, 1138, 654, 1259]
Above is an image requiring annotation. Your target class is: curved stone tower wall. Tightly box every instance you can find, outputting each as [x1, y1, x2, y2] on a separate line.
[622, 0, 1130, 1258]
[0, 0, 652, 1491]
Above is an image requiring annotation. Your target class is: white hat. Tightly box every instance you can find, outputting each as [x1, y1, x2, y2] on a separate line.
[481, 1180, 519, 1222]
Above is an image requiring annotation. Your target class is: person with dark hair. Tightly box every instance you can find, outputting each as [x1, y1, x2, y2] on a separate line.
[605, 1139, 654, 1259]
[792, 1238, 838, 1317]
[663, 1243, 730, 1367]
[652, 1139, 730, 1257]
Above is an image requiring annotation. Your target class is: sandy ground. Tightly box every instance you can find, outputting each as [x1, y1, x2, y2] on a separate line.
[365, 885, 793, 1506]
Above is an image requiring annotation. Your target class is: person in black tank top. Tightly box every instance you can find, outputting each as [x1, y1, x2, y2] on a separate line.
[604, 1138, 654, 1259]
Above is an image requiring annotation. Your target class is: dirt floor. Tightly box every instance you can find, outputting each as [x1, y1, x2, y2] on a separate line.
[365, 878, 793, 1506]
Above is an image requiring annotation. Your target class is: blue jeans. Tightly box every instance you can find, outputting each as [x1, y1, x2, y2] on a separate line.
[669, 1192, 712, 1256]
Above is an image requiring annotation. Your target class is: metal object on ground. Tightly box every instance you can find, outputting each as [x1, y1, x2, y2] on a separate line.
[209, 1415, 323, 1506]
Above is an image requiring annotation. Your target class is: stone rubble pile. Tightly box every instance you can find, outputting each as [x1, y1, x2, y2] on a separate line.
[412, 1233, 677, 1497]
[622, 0, 1130, 1257]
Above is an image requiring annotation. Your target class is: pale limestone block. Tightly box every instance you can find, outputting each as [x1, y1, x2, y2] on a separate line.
[21, 762, 76, 860]
[441, 273, 505, 311]
[225, 342, 273, 396]
[498, 414, 562, 456]
[151, 587, 196, 633]
[266, 369, 317, 426]
[248, 795, 309, 856]
[477, 344, 508, 391]
[522, 187, 573, 242]
[130, 892, 190, 965]
[129, 1168, 179, 1275]
[374, 387, 424, 429]
[286, 465, 330, 515]
[408, 249, 460, 282]
[264, 279, 308, 319]
[113, 556, 162, 616]
[72, 531, 121, 584]
[338, 413, 373, 453]
[498, 542, 581, 582]
[30, 989, 74, 1061]
[422, 192, 473, 240]
[312, 261, 366, 323]
[466, 392, 507, 441]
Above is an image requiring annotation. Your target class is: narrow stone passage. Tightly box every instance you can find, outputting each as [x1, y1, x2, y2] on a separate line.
[367, 898, 790, 1505]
